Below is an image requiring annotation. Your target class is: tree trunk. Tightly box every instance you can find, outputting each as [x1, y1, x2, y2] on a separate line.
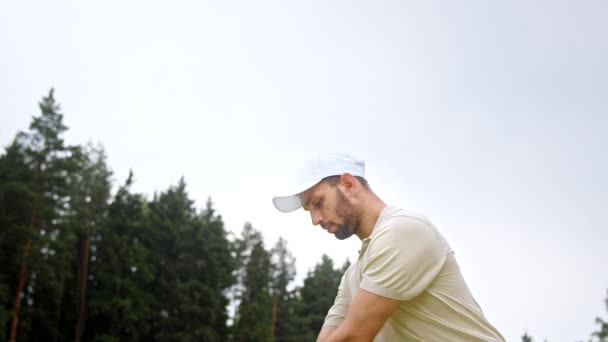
[9, 236, 32, 342]
[52, 266, 66, 342]
[10, 168, 43, 342]
[74, 232, 90, 342]
[270, 290, 278, 341]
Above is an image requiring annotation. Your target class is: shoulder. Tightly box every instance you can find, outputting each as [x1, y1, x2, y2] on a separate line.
[369, 207, 450, 254]
[360, 207, 451, 300]
[372, 208, 436, 239]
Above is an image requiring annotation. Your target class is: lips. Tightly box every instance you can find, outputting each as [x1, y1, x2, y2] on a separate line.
[322, 224, 335, 233]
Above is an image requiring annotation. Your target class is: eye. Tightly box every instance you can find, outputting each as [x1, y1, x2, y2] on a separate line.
[314, 199, 322, 209]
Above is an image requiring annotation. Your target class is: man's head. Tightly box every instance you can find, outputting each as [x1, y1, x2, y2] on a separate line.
[272, 153, 370, 240]
[299, 173, 370, 239]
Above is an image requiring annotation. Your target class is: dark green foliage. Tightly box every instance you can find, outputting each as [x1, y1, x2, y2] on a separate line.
[84, 172, 154, 341]
[233, 223, 273, 342]
[65, 144, 112, 342]
[295, 255, 347, 340]
[590, 290, 608, 342]
[145, 177, 196, 340]
[2, 90, 238, 342]
[270, 237, 298, 341]
[0, 141, 34, 342]
[145, 179, 235, 341]
[188, 198, 236, 340]
[1, 89, 85, 342]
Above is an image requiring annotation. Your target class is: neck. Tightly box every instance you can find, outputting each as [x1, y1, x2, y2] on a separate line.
[355, 193, 387, 240]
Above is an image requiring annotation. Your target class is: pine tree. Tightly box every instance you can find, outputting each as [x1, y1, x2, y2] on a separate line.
[270, 237, 296, 341]
[2, 89, 81, 342]
[31, 143, 110, 342]
[0, 139, 35, 341]
[590, 289, 608, 342]
[297, 254, 345, 340]
[233, 223, 273, 342]
[144, 179, 235, 341]
[146, 178, 196, 340]
[62, 144, 112, 342]
[84, 172, 154, 341]
[170, 195, 235, 341]
[194, 198, 235, 340]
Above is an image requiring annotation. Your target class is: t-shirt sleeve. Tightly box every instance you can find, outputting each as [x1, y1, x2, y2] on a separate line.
[360, 216, 448, 301]
[323, 272, 352, 327]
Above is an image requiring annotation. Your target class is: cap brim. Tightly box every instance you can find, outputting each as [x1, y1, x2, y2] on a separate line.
[272, 178, 321, 213]
[272, 195, 302, 213]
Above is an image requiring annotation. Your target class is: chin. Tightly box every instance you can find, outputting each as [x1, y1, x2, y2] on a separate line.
[334, 228, 354, 240]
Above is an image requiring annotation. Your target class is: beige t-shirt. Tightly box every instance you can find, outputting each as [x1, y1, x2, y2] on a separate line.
[323, 206, 505, 341]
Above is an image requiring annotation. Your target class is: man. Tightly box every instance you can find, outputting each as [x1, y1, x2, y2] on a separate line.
[272, 153, 505, 342]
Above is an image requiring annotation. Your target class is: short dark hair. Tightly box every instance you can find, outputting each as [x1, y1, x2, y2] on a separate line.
[322, 175, 370, 190]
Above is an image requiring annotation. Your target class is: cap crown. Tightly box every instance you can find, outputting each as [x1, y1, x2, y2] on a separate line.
[296, 152, 365, 181]
[272, 152, 365, 213]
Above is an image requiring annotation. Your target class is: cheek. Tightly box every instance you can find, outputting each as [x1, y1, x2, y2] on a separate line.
[322, 205, 338, 219]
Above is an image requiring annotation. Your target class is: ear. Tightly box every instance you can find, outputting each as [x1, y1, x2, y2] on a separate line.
[339, 173, 356, 193]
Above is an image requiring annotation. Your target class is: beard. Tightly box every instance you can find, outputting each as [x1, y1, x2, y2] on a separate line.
[333, 188, 360, 240]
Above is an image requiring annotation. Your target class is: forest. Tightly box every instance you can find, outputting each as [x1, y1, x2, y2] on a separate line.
[1, 90, 606, 341]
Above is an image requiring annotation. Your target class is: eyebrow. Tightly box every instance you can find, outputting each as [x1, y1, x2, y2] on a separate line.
[303, 198, 311, 211]
[302, 193, 314, 211]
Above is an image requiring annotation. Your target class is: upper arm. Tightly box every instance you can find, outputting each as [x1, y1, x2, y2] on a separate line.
[361, 217, 448, 301]
[323, 273, 352, 328]
[320, 288, 400, 341]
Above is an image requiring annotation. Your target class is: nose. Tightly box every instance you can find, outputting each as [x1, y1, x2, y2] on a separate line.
[310, 209, 323, 226]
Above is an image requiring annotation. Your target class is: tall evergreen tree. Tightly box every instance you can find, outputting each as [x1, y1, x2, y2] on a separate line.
[84, 171, 154, 341]
[270, 237, 297, 341]
[1, 89, 81, 342]
[0, 138, 35, 342]
[193, 198, 235, 340]
[146, 178, 195, 341]
[233, 223, 273, 342]
[61, 144, 112, 342]
[298, 254, 344, 339]
[169, 195, 235, 341]
[145, 179, 235, 341]
[28, 143, 105, 342]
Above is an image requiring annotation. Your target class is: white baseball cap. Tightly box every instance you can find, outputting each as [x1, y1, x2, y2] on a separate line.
[272, 152, 366, 213]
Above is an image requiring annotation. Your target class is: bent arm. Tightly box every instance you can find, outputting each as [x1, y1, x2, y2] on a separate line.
[319, 272, 351, 339]
[317, 326, 337, 342]
[317, 288, 400, 342]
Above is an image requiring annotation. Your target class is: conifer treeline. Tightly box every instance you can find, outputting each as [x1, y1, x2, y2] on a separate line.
[0, 90, 347, 341]
[2, 90, 607, 341]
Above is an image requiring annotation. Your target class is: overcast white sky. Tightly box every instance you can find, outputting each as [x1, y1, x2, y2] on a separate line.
[1, 1, 607, 341]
